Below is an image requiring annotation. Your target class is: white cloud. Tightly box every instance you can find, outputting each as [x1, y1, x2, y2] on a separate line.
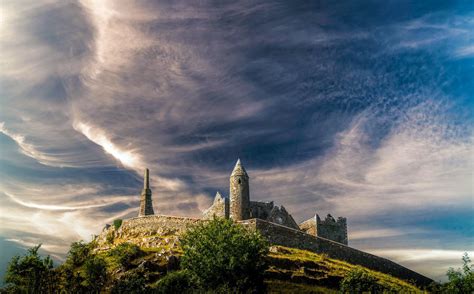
[366, 248, 474, 281]
[73, 121, 143, 170]
[455, 45, 474, 58]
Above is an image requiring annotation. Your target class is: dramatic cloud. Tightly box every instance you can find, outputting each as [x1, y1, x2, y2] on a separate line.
[0, 0, 472, 283]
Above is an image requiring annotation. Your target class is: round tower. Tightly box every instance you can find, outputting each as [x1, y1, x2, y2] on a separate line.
[229, 159, 250, 221]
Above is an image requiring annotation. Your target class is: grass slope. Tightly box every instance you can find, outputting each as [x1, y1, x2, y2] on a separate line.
[265, 246, 422, 293]
[96, 241, 422, 293]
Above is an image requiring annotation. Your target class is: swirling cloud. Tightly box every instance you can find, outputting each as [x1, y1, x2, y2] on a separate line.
[0, 0, 472, 283]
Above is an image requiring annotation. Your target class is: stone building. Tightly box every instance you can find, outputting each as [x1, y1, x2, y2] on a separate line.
[96, 160, 435, 287]
[300, 214, 348, 245]
[202, 159, 347, 244]
[138, 159, 347, 244]
[203, 159, 300, 230]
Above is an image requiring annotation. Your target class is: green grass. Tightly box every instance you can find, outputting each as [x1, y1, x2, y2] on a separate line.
[267, 246, 422, 293]
[266, 279, 338, 294]
[98, 235, 422, 293]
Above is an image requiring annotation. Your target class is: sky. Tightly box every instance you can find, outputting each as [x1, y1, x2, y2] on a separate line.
[0, 0, 473, 283]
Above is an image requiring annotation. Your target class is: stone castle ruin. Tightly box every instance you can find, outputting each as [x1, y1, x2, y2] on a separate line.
[138, 159, 348, 245]
[97, 159, 432, 286]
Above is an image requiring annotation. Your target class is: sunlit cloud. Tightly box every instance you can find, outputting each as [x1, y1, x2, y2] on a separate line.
[3, 192, 129, 211]
[73, 121, 142, 170]
[0, 122, 60, 167]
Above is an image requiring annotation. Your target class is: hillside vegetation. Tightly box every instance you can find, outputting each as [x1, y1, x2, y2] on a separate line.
[7, 218, 472, 293]
[265, 246, 421, 293]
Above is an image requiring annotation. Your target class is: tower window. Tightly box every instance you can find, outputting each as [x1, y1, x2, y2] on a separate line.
[238, 179, 241, 184]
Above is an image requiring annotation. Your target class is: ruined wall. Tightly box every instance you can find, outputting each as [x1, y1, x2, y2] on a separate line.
[249, 201, 274, 219]
[203, 192, 229, 219]
[316, 214, 348, 245]
[299, 217, 316, 235]
[300, 214, 348, 245]
[241, 219, 433, 287]
[96, 215, 202, 249]
[267, 205, 300, 230]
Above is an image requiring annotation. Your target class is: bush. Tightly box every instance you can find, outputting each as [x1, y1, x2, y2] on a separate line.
[152, 270, 198, 294]
[4, 244, 55, 293]
[57, 241, 107, 293]
[108, 242, 143, 268]
[339, 267, 383, 293]
[81, 255, 108, 292]
[113, 219, 123, 230]
[65, 241, 91, 267]
[442, 253, 473, 294]
[111, 272, 149, 294]
[180, 217, 269, 293]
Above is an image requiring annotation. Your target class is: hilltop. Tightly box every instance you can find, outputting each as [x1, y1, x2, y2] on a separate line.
[89, 221, 423, 293]
[90, 242, 422, 293]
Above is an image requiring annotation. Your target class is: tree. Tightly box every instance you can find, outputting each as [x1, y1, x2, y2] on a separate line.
[58, 240, 107, 293]
[179, 217, 269, 293]
[4, 244, 55, 293]
[443, 253, 473, 294]
[81, 255, 108, 293]
[65, 240, 91, 267]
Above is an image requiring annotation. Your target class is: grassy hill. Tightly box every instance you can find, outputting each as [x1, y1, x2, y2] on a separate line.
[94, 243, 422, 293]
[264, 246, 421, 293]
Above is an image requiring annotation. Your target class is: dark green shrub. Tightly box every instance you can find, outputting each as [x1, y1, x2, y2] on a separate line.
[442, 253, 473, 294]
[108, 242, 143, 268]
[81, 255, 107, 292]
[113, 219, 123, 230]
[65, 241, 91, 267]
[152, 270, 198, 294]
[180, 217, 269, 293]
[4, 244, 55, 293]
[111, 272, 149, 294]
[339, 267, 383, 293]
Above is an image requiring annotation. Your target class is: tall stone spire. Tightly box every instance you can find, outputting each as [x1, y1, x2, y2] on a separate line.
[229, 158, 250, 221]
[139, 168, 155, 217]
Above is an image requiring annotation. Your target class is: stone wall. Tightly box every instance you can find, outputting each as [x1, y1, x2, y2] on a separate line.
[96, 215, 202, 249]
[300, 214, 348, 245]
[203, 192, 229, 219]
[242, 218, 432, 287]
[95, 215, 432, 287]
[316, 214, 348, 245]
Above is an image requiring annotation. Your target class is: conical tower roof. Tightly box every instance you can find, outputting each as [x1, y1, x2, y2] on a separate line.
[231, 158, 248, 177]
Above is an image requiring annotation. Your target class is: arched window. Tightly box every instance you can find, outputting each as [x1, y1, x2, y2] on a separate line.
[238, 178, 241, 184]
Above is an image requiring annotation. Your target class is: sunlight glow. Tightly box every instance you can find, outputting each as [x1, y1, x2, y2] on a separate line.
[74, 121, 141, 169]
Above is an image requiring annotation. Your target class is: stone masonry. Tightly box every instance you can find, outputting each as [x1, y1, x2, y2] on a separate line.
[229, 159, 250, 221]
[203, 191, 229, 219]
[95, 160, 433, 287]
[203, 159, 345, 242]
[138, 168, 154, 216]
[300, 214, 348, 245]
[137, 160, 347, 244]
